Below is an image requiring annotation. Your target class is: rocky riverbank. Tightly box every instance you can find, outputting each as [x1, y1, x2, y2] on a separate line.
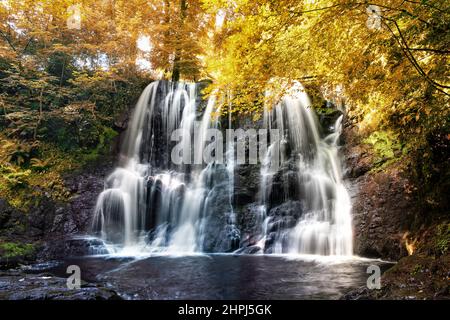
[0, 269, 121, 300]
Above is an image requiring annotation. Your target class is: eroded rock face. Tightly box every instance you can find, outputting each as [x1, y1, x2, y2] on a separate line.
[201, 164, 240, 252]
[342, 124, 415, 260]
[37, 165, 114, 261]
[349, 169, 413, 260]
[1, 102, 421, 263]
[233, 164, 260, 206]
[59, 164, 114, 235]
[0, 161, 114, 264]
[237, 203, 265, 246]
[38, 238, 109, 261]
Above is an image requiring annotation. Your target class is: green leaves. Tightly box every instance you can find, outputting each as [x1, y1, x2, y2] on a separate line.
[363, 130, 403, 165]
[0, 242, 35, 259]
[0, 165, 31, 188]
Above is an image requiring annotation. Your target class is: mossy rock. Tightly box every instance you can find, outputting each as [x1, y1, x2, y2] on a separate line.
[0, 242, 35, 259]
[0, 242, 36, 269]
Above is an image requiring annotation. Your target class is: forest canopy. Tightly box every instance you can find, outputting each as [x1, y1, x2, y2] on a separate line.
[0, 0, 448, 209]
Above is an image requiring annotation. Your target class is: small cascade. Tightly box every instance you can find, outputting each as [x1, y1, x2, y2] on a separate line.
[258, 86, 353, 256]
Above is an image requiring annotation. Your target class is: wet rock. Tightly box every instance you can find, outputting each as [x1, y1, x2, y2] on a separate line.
[38, 238, 108, 261]
[200, 165, 239, 252]
[260, 201, 303, 252]
[61, 165, 114, 236]
[233, 164, 260, 206]
[22, 165, 112, 262]
[234, 245, 262, 254]
[0, 271, 121, 300]
[341, 286, 372, 300]
[317, 108, 343, 135]
[268, 200, 303, 220]
[237, 203, 265, 238]
[267, 158, 300, 208]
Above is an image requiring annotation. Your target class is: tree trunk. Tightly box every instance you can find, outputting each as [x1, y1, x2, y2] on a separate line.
[171, 0, 187, 82]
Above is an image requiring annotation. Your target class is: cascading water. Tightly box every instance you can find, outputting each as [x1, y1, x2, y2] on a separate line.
[258, 85, 353, 256]
[92, 81, 234, 254]
[92, 80, 352, 256]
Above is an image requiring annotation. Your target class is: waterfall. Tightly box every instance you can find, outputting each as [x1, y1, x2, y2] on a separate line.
[92, 81, 230, 254]
[92, 80, 352, 256]
[259, 85, 353, 256]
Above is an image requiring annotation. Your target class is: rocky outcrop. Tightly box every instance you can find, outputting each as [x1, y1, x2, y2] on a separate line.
[342, 124, 417, 260]
[0, 162, 114, 264]
[237, 203, 265, 247]
[233, 164, 260, 206]
[0, 199, 25, 239]
[55, 165, 113, 236]
[349, 168, 415, 260]
[0, 270, 121, 300]
[343, 223, 450, 300]
[38, 238, 109, 262]
[37, 164, 114, 261]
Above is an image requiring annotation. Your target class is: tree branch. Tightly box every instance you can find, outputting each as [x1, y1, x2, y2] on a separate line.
[289, 1, 435, 27]
[381, 17, 450, 96]
[408, 48, 450, 55]
[402, 0, 448, 13]
[0, 29, 17, 52]
[21, 37, 33, 55]
[287, 1, 449, 95]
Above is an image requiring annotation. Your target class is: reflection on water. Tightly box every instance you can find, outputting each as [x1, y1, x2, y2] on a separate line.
[48, 254, 392, 300]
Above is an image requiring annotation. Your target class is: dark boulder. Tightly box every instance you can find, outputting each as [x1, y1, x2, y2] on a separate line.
[38, 238, 108, 261]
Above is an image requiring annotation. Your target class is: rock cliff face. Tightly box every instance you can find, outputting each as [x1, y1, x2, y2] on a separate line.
[342, 123, 420, 261]
[349, 168, 415, 260]
[1, 96, 447, 299]
[341, 122, 449, 299]
[0, 161, 114, 266]
[37, 163, 115, 260]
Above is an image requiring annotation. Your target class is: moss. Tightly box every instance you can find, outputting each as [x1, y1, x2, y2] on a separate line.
[363, 130, 404, 169]
[0, 242, 35, 259]
[314, 106, 338, 115]
[3, 169, 31, 188]
[435, 223, 450, 255]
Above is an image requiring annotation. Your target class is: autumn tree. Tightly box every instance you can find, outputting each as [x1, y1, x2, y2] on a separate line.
[202, 0, 449, 133]
[202, 0, 449, 213]
[147, 0, 210, 81]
